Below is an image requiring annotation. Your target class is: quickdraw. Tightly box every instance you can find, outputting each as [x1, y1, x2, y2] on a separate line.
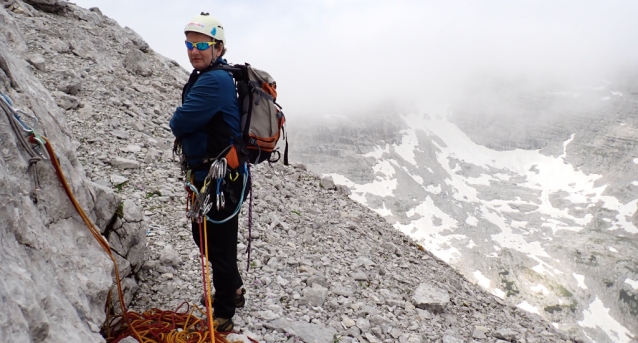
[0, 93, 48, 202]
[184, 160, 248, 225]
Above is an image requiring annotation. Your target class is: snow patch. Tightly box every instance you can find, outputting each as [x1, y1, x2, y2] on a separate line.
[625, 278, 638, 290]
[466, 215, 478, 226]
[467, 240, 476, 249]
[510, 220, 527, 229]
[517, 301, 540, 315]
[373, 159, 396, 178]
[395, 197, 461, 263]
[611, 91, 623, 96]
[578, 297, 635, 343]
[634, 158, 638, 164]
[573, 273, 588, 290]
[410, 173, 424, 185]
[530, 284, 550, 295]
[327, 161, 398, 205]
[531, 261, 562, 276]
[364, 144, 389, 159]
[466, 174, 492, 186]
[606, 198, 638, 234]
[371, 202, 392, 217]
[632, 181, 638, 186]
[393, 129, 419, 165]
[560, 134, 575, 160]
[425, 184, 441, 194]
[473, 270, 491, 289]
[609, 247, 618, 253]
[493, 288, 506, 299]
[541, 218, 583, 234]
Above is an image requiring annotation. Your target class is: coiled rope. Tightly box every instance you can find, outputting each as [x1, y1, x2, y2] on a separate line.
[1, 94, 240, 343]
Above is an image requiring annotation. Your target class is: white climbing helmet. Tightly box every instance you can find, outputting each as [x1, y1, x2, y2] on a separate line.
[184, 12, 225, 44]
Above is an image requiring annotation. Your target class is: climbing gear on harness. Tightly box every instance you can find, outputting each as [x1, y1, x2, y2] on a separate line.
[185, 160, 249, 224]
[203, 158, 227, 212]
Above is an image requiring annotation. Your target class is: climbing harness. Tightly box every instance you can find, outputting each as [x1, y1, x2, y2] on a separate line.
[184, 159, 249, 225]
[2, 93, 242, 343]
[182, 154, 257, 273]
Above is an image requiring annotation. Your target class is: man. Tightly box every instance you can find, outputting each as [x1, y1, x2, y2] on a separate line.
[169, 12, 245, 332]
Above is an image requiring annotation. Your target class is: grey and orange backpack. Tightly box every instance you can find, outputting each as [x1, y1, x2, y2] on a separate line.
[217, 63, 288, 166]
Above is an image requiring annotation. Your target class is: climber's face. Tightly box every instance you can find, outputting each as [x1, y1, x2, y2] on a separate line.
[185, 31, 216, 71]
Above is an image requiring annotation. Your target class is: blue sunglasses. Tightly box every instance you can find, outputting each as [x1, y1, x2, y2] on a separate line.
[185, 41, 216, 51]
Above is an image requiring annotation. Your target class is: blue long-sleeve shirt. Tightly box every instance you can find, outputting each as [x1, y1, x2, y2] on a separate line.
[170, 59, 241, 181]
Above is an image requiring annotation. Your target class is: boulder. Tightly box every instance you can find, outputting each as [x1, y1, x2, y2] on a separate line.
[24, 0, 68, 13]
[264, 318, 337, 343]
[411, 282, 450, 313]
[124, 49, 152, 77]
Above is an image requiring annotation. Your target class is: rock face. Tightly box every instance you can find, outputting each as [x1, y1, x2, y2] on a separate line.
[0, 2, 148, 342]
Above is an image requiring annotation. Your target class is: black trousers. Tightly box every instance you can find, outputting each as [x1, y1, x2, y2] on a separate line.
[191, 177, 245, 319]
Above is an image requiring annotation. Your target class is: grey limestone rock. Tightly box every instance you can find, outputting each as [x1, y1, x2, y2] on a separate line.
[27, 54, 46, 71]
[300, 283, 328, 307]
[124, 49, 152, 77]
[493, 327, 521, 341]
[320, 175, 335, 189]
[52, 90, 79, 110]
[110, 174, 129, 186]
[23, 0, 67, 13]
[351, 270, 368, 281]
[306, 275, 329, 288]
[411, 282, 450, 313]
[110, 156, 140, 169]
[442, 335, 463, 343]
[159, 244, 182, 269]
[265, 318, 337, 343]
[473, 325, 490, 339]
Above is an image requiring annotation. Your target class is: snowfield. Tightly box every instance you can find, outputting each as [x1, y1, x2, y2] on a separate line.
[328, 108, 638, 342]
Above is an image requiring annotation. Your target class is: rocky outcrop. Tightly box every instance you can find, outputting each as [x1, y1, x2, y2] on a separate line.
[0, 2, 147, 342]
[22, 0, 67, 13]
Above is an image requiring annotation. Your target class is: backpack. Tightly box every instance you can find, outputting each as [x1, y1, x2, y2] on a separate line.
[217, 63, 288, 166]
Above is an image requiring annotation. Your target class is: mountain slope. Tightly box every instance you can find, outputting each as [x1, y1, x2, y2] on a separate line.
[291, 84, 638, 342]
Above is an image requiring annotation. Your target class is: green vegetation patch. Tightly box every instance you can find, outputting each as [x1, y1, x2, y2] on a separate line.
[619, 290, 638, 316]
[116, 202, 124, 219]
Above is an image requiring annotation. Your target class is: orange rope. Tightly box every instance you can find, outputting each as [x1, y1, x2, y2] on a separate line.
[41, 136, 234, 343]
[203, 219, 215, 341]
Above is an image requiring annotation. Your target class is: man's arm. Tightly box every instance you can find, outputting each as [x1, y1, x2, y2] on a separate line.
[170, 73, 225, 138]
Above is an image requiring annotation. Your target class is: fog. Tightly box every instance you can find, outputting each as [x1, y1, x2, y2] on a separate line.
[73, 0, 638, 119]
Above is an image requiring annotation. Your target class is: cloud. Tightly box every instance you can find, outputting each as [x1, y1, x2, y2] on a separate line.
[73, 0, 638, 118]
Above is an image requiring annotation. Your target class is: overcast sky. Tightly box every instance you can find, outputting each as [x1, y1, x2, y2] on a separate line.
[72, 0, 638, 118]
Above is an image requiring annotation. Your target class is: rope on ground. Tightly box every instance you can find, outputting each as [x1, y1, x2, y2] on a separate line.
[1, 93, 239, 343]
[43, 135, 234, 343]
